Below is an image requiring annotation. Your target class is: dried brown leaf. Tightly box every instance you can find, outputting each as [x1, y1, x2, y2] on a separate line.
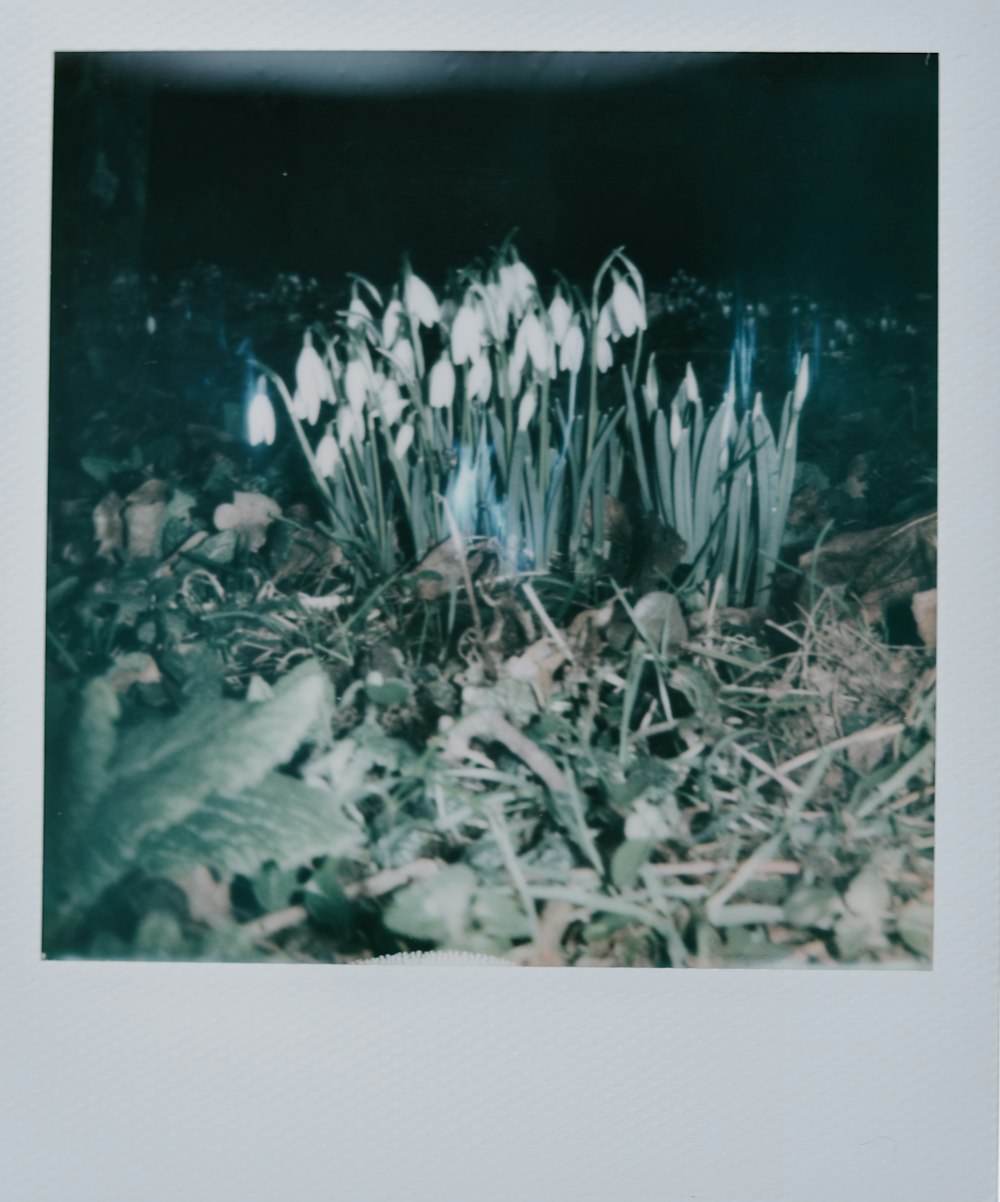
[213, 491, 282, 552]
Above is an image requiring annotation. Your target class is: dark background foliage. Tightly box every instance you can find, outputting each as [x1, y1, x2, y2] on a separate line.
[51, 51, 936, 303]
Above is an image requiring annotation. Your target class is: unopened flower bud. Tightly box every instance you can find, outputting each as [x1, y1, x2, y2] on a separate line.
[793, 353, 810, 412]
[684, 362, 700, 404]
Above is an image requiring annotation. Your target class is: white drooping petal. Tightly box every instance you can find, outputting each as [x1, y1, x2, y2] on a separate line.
[337, 405, 364, 449]
[611, 276, 646, 338]
[466, 354, 493, 404]
[751, 391, 764, 420]
[597, 300, 617, 342]
[291, 388, 316, 423]
[479, 283, 509, 341]
[347, 294, 374, 336]
[295, 335, 333, 424]
[315, 431, 341, 476]
[517, 386, 537, 432]
[404, 271, 440, 327]
[510, 319, 530, 381]
[344, 359, 369, 414]
[450, 302, 485, 365]
[382, 298, 404, 347]
[793, 353, 810, 412]
[248, 386, 276, 447]
[379, 375, 407, 425]
[559, 323, 585, 375]
[391, 338, 416, 381]
[429, 353, 456, 410]
[596, 337, 613, 373]
[498, 259, 536, 321]
[548, 293, 572, 346]
[393, 423, 415, 459]
[499, 264, 521, 320]
[521, 313, 551, 374]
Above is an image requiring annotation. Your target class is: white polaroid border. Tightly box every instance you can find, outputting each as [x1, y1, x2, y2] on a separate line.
[2, 4, 997, 1200]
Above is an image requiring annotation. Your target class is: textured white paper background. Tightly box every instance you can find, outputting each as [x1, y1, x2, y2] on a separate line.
[2, 3, 997, 1200]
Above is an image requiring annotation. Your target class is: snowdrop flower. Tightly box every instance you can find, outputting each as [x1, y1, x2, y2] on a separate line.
[517, 386, 537, 432]
[145, 314, 157, 335]
[294, 331, 333, 425]
[478, 282, 509, 342]
[393, 422, 415, 460]
[793, 353, 810, 413]
[391, 338, 416, 381]
[315, 431, 341, 476]
[248, 378, 276, 447]
[510, 319, 530, 381]
[344, 358, 369, 415]
[337, 404, 364, 449]
[429, 352, 455, 410]
[597, 301, 617, 342]
[404, 271, 440, 328]
[499, 259, 536, 320]
[378, 375, 407, 425]
[559, 323, 585, 374]
[466, 354, 493, 404]
[450, 299, 485, 365]
[519, 312, 550, 374]
[548, 292, 572, 347]
[611, 274, 646, 338]
[596, 337, 613, 373]
[347, 293, 374, 338]
[382, 298, 404, 347]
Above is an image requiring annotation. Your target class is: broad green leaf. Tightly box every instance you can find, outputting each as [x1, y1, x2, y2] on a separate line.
[611, 839, 654, 890]
[383, 864, 477, 944]
[55, 659, 334, 918]
[135, 771, 365, 881]
[897, 899, 933, 957]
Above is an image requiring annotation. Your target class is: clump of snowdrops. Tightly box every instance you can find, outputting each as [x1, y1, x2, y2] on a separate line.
[247, 243, 809, 604]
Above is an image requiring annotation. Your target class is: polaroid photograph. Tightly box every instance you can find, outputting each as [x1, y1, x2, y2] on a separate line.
[3, 3, 997, 1201]
[43, 49, 937, 970]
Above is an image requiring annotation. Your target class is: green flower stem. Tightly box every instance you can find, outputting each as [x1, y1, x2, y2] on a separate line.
[585, 247, 621, 463]
[367, 414, 389, 569]
[342, 438, 378, 538]
[537, 371, 551, 501]
[496, 344, 514, 465]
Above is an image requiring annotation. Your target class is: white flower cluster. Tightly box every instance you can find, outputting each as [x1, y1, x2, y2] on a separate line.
[248, 248, 649, 458]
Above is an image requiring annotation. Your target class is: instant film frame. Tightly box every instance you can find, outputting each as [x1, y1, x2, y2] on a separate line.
[2, 2, 997, 1199]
